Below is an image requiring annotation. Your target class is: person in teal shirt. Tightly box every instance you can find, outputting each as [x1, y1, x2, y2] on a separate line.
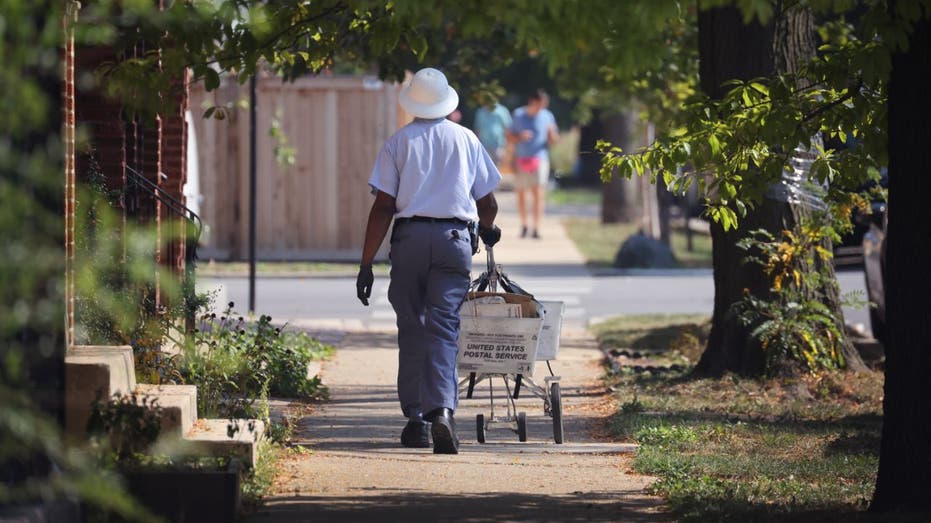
[508, 90, 559, 239]
[473, 102, 512, 164]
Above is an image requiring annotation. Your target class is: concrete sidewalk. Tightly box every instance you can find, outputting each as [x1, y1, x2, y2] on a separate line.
[476, 189, 588, 273]
[247, 327, 669, 523]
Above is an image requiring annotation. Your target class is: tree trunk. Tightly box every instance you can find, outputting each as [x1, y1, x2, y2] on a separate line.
[600, 110, 640, 223]
[694, 4, 862, 375]
[871, 13, 931, 513]
[577, 111, 604, 186]
[657, 168, 674, 245]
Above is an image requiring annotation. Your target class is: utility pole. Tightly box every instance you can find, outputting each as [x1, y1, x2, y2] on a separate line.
[248, 74, 257, 314]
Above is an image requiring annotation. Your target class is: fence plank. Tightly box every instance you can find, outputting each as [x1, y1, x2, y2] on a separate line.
[190, 75, 400, 261]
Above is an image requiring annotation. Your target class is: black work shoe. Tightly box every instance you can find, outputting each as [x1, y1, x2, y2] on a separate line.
[400, 420, 430, 448]
[520, 226, 528, 238]
[426, 408, 459, 454]
[531, 229, 540, 239]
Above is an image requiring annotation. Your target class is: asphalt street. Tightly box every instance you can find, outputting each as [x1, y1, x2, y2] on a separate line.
[196, 192, 874, 335]
[198, 265, 871, 334]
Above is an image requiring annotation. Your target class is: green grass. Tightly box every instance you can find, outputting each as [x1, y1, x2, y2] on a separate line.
[563, 216, 713, 268]
[241, 443, 283, 513]
[596, 314, 891, 522]
[592, 313, 710, 363]
[547, 187, 603, 206]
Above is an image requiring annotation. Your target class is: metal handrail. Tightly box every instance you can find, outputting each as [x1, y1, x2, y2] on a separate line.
[124, 165, 203, 249]
[124, 164, 204, 332]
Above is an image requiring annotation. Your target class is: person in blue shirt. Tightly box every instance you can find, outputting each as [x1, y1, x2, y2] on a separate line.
[473, 102, 512, 164]
[508, 90, 559, 239]
[356, 68, 502, 454]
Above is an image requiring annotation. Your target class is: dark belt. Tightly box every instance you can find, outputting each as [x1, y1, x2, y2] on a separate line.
[395, 216, 471, 226]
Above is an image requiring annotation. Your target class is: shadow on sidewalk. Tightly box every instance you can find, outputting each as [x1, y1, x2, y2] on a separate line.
[250, 491, 670, 523]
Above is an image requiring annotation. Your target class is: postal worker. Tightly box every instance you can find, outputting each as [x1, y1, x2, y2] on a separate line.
[356, 67, 502, 454]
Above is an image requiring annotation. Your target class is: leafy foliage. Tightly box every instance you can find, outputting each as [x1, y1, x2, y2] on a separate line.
[729, 224, 847, 373]
[75, 0, 703, 129]
[0, 388, 160, 521]
[73, 171, 197, 385]
[597, 1, 930, 231]
[0, 0, 164, 518]
[180, 301, 331, 421]
[86, 393, 164, 466]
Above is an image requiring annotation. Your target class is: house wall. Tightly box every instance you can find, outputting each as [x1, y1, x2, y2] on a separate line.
[65, 27, 190, 337]
[190, 75, 402, 261]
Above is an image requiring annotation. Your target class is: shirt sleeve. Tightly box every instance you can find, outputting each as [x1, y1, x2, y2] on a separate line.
[546, 109, 557, 131]
[498, 106, 512, 128]
[367, 141, 399, 197]
[471, 140, 502, 200]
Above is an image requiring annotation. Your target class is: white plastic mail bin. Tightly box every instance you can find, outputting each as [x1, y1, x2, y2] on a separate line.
[456, 314, 544, 376]
[535, 301, 564, 361]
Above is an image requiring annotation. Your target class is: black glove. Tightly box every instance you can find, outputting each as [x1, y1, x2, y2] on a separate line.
[479, 224, 501, 247]
[356, 264, 374, 306]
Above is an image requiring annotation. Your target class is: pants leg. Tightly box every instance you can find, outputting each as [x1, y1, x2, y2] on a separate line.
[388, 221, 472, 418]
[421, 225, 471, 414]
[388, 225, 429, 420]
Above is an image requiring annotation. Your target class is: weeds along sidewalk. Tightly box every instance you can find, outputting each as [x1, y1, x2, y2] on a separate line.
[247, 328, 671, 523]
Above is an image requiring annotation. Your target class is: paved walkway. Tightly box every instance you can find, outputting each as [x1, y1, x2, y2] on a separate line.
[246, 187, 670, 522]
[248, 329, 669, 522]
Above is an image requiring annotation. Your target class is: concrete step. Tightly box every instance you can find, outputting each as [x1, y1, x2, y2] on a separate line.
[64, 346, 267, 469]
[64, 345, 136, 436]
[132, 384, 198, 438]
[184, 419, 267, 468]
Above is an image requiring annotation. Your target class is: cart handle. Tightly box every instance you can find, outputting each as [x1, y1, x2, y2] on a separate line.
[485, 245, 498, 292]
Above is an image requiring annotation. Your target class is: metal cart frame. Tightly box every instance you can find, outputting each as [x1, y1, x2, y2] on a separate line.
[457, 247, 564, 444]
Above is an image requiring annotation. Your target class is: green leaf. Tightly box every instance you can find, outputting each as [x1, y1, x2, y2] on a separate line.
[409, 33, 428, 57]
[708, 134, 722, 157]
[204, 68, 220, 91]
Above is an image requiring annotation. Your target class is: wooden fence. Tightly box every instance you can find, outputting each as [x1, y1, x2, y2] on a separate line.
[190, 75, 405, 261]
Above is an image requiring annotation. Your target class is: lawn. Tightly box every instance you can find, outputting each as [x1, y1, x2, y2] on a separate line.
[592, 314, 895, 522]
[547, 187, 603, 206]
[563, 215, 713, 269]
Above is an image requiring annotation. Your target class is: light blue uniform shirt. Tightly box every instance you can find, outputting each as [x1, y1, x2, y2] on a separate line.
[511, 107, 557, 160]
[368, 118, 501, 222]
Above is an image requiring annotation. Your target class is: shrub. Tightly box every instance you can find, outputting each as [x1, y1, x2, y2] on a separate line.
[729, 223, 847, 374]
[86, 393, 163, 466]
[267, 330, 332, 399]
[180, 302, 331, 421]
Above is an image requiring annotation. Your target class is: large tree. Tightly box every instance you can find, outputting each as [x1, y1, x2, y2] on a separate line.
[599, 0, 900, 375]
[597, 0, 930, 510]
[871, 10, 931, 513]
[693, 3, 863, 374]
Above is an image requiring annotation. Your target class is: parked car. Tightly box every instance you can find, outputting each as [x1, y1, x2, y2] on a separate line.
[861, 212, 886, 344]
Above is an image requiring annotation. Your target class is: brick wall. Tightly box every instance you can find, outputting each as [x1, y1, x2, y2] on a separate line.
[63, 8, 76, 346]
[161, 69, 190, 278]
[65, 6, 190, 334]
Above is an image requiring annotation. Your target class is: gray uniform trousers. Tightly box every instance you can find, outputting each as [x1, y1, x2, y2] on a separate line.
[388, 220, 472, 420]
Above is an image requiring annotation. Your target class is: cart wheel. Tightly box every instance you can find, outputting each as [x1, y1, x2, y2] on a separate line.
[551, 382, 564, 444]
[476, 414, 486, 444]
[517, 412, 528, 442]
